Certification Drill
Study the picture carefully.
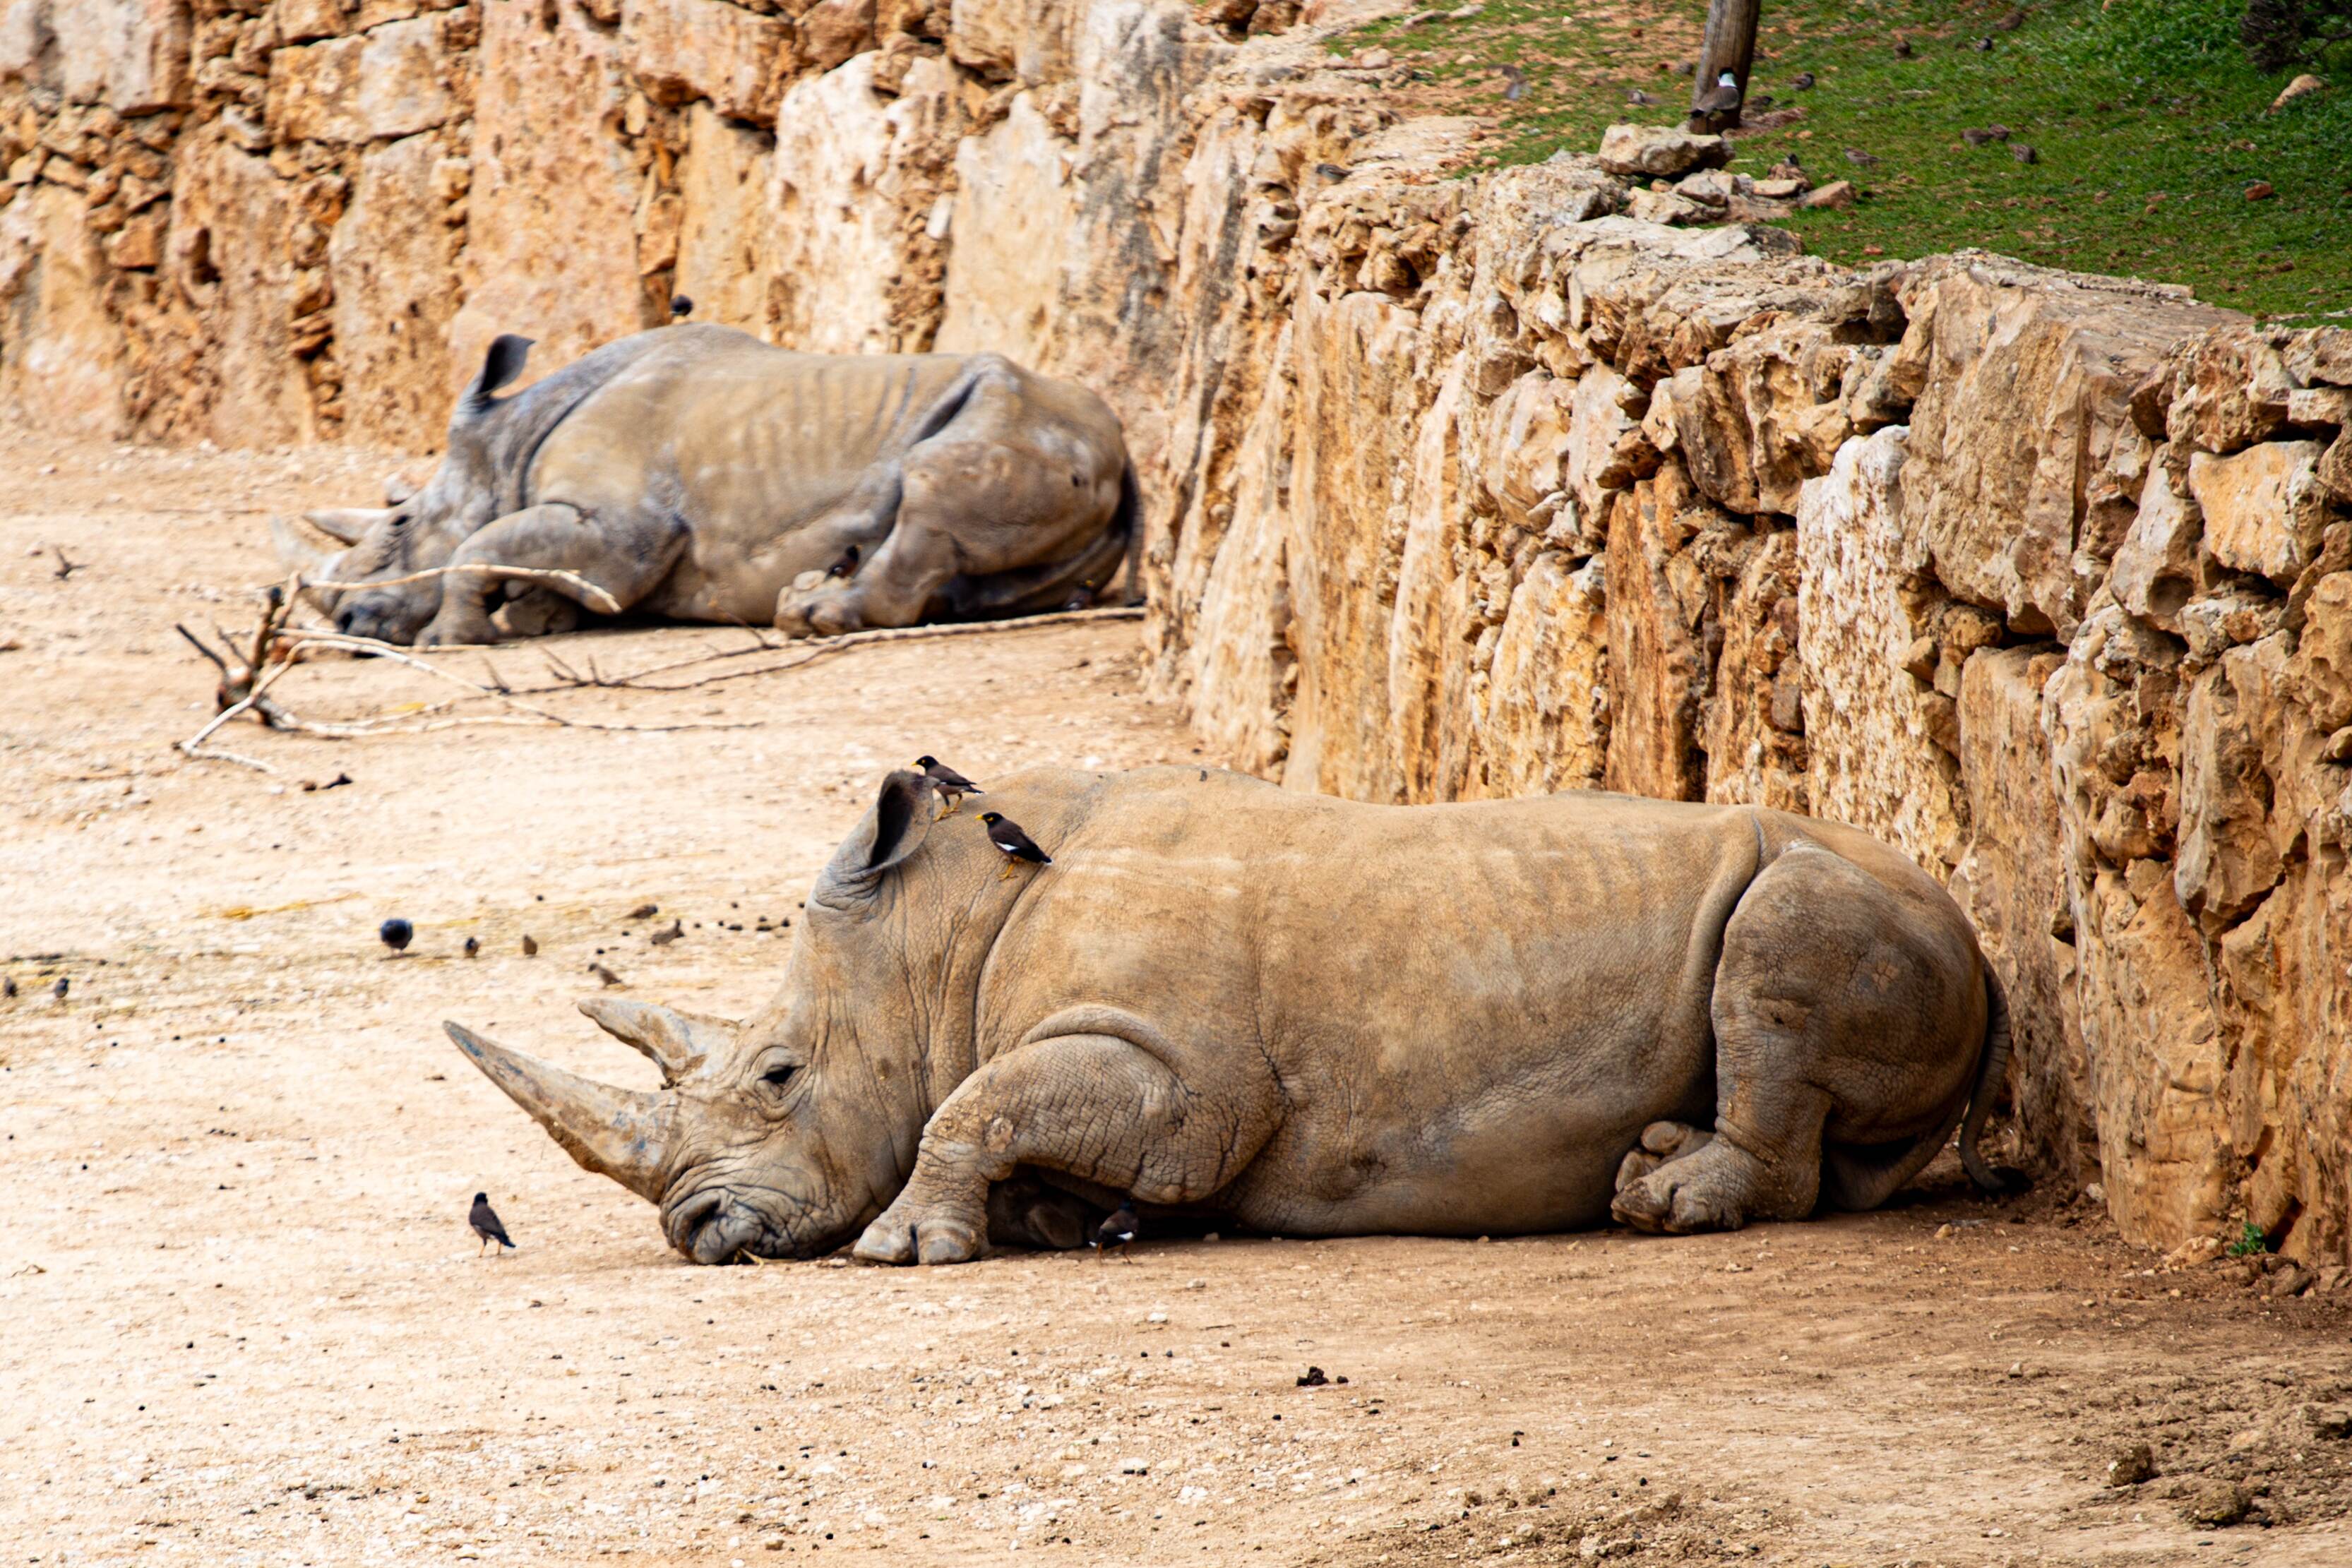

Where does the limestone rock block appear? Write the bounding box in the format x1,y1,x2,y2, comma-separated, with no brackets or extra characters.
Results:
167,128,316,445
2072,868,2231,1246
2282,326,2352,389
1957,645,2094,1182
452,0,647,395
671,103,773,334
936,92,1074,366
2293,571,2352,734
2323,431,2352,504
0,183,127,434
1625,187,1714,227
329,132,456,450
2107,455,2202,630
2167,327,2297,455
1796,426,1965,871
1595,123,1727,180
2175,635,2293,926
948,0,1082,85
265,18,455,145
1702,526,1807,813
1604,464,1711,801
1899,261,2235,637
1479,370,1575,535
2189,440,2331,583
2,0,191,112
1475,551,1609,796
768,52,959,354
801,0,878,71
623,0,791,125
1563,363,1637,535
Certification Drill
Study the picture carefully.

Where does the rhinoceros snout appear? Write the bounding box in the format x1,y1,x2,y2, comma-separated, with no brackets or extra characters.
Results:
667,1187,768,1264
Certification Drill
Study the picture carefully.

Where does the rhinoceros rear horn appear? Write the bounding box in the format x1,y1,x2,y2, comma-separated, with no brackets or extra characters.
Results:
459,333,535,419
445,1020,671,1202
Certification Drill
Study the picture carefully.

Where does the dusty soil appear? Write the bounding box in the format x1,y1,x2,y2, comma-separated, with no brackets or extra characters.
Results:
4,424,2351,1568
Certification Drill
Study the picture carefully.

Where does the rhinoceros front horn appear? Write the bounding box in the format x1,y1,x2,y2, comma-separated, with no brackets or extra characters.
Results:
445,1021,673,1203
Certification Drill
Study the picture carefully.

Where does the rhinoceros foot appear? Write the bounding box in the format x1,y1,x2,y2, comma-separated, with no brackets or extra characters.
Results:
853,1200,986,1266
1611,1119,1717,1193
1610,1133,1763,1235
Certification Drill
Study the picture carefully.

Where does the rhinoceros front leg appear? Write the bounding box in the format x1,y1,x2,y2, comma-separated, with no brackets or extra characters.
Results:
853,1032,1279,1266
417,503,687,647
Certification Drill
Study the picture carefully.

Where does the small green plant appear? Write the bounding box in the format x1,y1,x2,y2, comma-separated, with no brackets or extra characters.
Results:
2225,1220,2272,1257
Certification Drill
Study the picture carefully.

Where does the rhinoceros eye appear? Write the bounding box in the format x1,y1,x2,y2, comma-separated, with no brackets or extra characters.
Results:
761,1063,797,1089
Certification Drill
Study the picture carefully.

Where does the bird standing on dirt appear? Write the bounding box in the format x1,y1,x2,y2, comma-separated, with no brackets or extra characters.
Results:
463,936,480,959
520,933,539,957
669,295,694,319
917,755,983,817
470,1192,515,1257
379,918,413,956
978,812,1051,881
50,976,67,1000
588,962,626,988
1093,1201,1138,1262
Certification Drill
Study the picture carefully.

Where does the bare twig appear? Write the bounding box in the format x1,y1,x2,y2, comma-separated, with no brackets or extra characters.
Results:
270,628,755,732
508,605,1146,695
180,746,277,773
49,546,83,580
302,563,623,616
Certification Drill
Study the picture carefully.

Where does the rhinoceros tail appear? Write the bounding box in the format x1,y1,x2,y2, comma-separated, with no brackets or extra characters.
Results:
1957,966,2025,1195
1114,459,1143,607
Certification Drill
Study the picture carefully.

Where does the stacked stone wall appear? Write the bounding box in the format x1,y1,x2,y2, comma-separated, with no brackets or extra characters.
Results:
7,0,2351,1263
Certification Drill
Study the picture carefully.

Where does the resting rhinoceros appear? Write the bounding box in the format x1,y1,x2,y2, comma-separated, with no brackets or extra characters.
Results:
448,766,2012,1264
277,325,1135,647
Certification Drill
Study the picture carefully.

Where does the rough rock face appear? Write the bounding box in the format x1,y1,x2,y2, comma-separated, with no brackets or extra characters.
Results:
5,0,2351,1266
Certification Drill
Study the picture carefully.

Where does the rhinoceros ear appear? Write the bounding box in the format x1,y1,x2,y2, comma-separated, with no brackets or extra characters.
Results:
822,770,936,887
458,333,535,419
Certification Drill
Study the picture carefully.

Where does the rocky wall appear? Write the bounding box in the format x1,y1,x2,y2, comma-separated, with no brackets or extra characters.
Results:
1145,95,2352,1268
6,0,2352,1265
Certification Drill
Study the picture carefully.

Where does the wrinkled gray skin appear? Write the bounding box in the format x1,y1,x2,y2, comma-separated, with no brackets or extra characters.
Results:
449,767,2012,1266
277,325,1136,647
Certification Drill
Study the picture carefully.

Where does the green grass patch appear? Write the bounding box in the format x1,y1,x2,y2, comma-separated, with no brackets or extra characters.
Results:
1342,0,2352,322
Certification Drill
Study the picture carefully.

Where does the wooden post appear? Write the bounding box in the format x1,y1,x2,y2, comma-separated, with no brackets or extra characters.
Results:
1690,0,1763,133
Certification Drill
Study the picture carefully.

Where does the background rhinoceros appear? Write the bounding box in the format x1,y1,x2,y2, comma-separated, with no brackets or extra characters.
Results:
278,325,1135,647
448,765,2012,1264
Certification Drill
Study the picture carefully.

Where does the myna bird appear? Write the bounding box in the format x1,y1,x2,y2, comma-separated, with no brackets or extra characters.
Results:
917,755,982,817
470,1192,515,1257
588,962,626,988
520,933,539,957
669,294,694,319
379,917,413,955
2,976,16,1000
463,935,480,959
50,976,68,1000
1691,69,1741,130
1092,1201,1138,1262
978,811,1051,881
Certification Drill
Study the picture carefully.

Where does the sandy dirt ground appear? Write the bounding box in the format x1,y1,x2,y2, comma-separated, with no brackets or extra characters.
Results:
4,424,2351,1568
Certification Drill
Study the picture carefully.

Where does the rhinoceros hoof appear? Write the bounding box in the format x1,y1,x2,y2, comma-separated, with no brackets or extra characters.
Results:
852,1207,984,1266
1610,1157,1751,1235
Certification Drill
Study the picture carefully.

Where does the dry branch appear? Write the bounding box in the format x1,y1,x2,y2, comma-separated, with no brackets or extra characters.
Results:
302,563,624,616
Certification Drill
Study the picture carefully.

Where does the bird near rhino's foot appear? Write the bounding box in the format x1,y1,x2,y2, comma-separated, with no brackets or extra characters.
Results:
447,765,2012,1267
274,325,1137,648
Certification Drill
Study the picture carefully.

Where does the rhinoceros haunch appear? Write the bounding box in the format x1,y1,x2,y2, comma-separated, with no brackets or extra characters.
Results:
448,766,2012,1265
277,325,1135,647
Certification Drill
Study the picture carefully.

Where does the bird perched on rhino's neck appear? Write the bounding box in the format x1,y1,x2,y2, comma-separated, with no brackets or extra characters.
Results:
917,755,981,816
977,811,1050,880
